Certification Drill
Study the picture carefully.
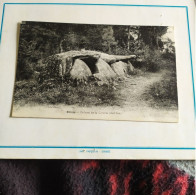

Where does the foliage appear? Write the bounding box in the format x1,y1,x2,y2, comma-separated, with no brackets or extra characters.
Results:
147,76,178,108
14,79,119,107
162,52,176,62
144,60,178,108
16,22,171,81
39,55,62,82
14,22,178,109
162,38,176,61
102,26,117,54
140,26,168,49
140,46,163,72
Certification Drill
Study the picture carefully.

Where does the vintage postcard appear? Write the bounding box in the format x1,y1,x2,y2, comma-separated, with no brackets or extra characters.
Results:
11,22,178,122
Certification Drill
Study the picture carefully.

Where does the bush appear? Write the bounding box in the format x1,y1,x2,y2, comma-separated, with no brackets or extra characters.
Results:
145,72,178,108
135,45,163,72
162,51,176,62
13,77,119,107
39,55,62,83
113,46,132,55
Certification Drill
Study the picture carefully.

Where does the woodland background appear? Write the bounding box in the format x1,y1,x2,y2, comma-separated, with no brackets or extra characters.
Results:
14,22,177,110
16,22,175,80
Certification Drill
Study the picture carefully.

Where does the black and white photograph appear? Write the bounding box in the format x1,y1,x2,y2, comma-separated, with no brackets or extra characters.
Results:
11,21,178,122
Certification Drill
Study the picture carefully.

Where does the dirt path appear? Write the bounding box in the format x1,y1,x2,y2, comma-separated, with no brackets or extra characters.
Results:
114,71,164,111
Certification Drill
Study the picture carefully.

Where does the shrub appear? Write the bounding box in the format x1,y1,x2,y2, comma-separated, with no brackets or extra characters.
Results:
135,45,163,72
39,55,62,83
162,51,176,62
113,45,132,55
145,72,178,108
13,77,119,107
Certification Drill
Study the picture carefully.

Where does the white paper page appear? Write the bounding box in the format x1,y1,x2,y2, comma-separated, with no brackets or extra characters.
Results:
0,0,195,159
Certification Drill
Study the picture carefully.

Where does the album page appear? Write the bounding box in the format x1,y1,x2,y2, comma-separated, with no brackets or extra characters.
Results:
0,0,195,159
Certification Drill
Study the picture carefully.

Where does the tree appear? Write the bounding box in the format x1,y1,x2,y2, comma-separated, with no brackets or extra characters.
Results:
101,26,117,54
162,38,175,53
140,26,168,49
16,22,171,81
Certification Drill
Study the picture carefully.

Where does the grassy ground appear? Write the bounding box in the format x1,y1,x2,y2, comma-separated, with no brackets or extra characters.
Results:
145,71,178,109
13,59,178,111
143,59,178,109
13,79,120,107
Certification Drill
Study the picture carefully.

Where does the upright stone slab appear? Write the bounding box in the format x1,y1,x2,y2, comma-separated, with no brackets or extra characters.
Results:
94,58,116,82
70,59,92,81
111,61,128,77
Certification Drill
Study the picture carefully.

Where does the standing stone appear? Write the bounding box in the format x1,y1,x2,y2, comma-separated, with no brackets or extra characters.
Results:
70,59,92,81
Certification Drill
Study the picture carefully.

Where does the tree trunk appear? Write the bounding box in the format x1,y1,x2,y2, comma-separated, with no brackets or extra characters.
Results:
156,37,159,50
59,39,64,53
108,42,111,54
127,26,131,50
